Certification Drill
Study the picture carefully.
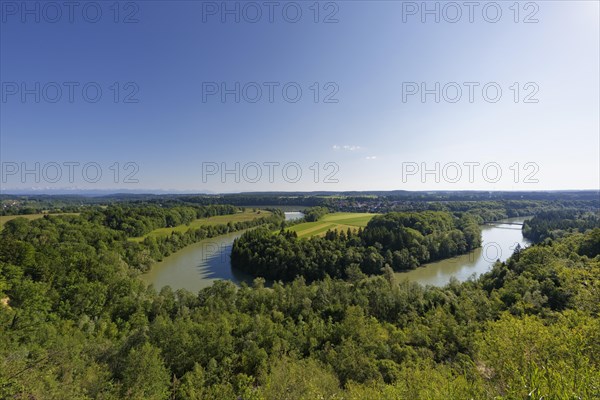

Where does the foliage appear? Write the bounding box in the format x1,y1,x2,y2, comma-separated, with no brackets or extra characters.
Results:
303,206,329,222
232,211,482,281
0,202,598,399
522,209,600,242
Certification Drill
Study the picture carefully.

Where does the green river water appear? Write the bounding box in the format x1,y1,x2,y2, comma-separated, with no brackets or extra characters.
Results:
142,215,531,291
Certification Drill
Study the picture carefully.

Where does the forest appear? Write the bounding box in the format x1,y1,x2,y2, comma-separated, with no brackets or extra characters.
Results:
522,209,600,242
231,211,481,281
3,191,598,216
0,196,598,399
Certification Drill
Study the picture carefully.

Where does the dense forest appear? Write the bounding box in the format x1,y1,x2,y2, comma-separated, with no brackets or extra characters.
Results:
0,197,598,399
91,204,239,237
231,211,481,281
302,206,329,222
522,209,600,242
1,205,284,273
89,204,284,272
3,191,598,216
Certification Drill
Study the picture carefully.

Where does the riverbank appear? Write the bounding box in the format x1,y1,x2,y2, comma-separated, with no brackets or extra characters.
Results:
140,230,255,292
142,216,532,291
141,212,304,291
395,217,531,286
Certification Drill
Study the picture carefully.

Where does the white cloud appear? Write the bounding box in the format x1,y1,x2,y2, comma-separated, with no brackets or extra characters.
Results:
333,144,361,151
365,156,377,160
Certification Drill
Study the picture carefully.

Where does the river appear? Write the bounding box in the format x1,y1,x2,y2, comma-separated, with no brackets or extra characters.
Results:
395,217,531,286
140,211,305,292
141,215,530,291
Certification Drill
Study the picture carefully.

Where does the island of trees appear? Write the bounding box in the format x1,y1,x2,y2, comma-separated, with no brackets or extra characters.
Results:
232,211,481,281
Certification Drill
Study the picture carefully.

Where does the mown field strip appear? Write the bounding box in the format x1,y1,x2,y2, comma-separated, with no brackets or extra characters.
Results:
288,212,378,238
130,210,271,242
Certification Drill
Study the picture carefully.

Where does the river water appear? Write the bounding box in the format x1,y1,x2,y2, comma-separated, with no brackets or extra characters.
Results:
395,217,531,286
141,215,530,291
140,230,256,292
140,212,305,292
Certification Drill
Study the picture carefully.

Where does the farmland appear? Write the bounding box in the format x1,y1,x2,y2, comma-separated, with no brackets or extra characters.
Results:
287,212,377,238
0,213,79,229
129,209,271,242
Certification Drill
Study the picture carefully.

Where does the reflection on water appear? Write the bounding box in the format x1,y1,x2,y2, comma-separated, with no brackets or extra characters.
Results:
143,213,526,292
395,217,531,287
142,212,304,292
285,211,305,221
140,230,255,292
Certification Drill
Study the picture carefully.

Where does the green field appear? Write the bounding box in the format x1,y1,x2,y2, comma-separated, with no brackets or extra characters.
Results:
130,210,271,242
0,213,79,229
287,212,377,238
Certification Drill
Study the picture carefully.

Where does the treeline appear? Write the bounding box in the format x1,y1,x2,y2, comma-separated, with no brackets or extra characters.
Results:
303,206,329,222
132,210,285,271
231,211,481,281
88,204,239,237
0,196,85,215
0,208,285,274
522,210,600,242
0,207,598,399
404,199,599,222
4,193,598,223
324,196,599,221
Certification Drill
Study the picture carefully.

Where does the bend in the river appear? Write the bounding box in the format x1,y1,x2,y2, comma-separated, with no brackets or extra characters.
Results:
142,215,531,291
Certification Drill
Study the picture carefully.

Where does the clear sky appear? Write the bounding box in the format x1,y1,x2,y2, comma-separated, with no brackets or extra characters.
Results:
1,0,598,193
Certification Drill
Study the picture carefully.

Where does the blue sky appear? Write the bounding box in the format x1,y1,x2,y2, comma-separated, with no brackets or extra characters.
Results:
1,1,598,192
